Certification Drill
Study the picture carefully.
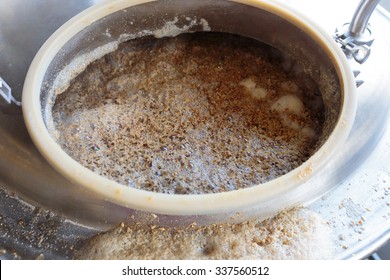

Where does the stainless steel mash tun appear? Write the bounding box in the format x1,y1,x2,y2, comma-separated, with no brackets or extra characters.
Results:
334,0,380,64
0,0,385,227
0,0,382,105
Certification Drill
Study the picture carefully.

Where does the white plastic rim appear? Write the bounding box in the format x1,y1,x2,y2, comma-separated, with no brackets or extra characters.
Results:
22,0,357,216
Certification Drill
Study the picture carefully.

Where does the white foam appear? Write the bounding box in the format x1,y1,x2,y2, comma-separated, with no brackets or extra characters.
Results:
45,42,119,138
240,78,268,100
239,78,256,89
76,208,337,260
119,16,211,42
301,126,316,138
251,87,267,99
272,94,316,139
46,16,212,137
271,94,304,114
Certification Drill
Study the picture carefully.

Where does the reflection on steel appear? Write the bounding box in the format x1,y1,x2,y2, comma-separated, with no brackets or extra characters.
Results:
0,0,389,259
0,76,21,106
334,0,380,64
350,0,381,36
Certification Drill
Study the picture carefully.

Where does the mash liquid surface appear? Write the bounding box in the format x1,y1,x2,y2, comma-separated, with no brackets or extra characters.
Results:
51,32,324,194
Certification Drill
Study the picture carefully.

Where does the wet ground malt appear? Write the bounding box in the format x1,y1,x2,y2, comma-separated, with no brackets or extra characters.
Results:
51,32,324,194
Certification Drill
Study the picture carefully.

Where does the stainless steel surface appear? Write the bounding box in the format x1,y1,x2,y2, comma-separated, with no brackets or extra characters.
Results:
0,76,20,105
349,0,381,35
0,0,118,230
0,187,99,260
376,98,390,261
1,0,390,259
333,0,380,63
27,0,348,225
334,23,374,64
377,240,390,259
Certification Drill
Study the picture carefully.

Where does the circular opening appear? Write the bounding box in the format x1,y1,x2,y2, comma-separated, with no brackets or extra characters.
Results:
22,0,356,216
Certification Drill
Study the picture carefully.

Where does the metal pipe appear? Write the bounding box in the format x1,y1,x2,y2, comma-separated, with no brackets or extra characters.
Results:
349,0,381,36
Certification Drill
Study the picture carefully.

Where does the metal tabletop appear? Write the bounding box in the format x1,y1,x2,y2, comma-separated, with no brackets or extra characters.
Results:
1,0,390,259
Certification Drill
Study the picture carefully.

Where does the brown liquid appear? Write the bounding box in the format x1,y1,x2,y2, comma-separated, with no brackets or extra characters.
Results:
51,32,324,194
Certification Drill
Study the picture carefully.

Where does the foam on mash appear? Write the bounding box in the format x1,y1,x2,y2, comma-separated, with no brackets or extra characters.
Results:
76,207,336,260
45,16,211,138
240,78,268,99
272,95,316,139
240,78,316,139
